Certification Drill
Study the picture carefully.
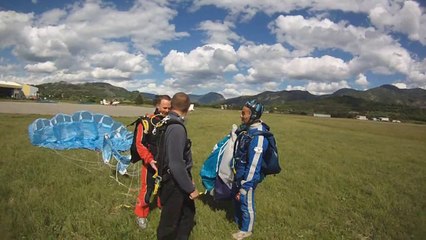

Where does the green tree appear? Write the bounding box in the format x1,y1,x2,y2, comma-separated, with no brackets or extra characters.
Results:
135,94,144,105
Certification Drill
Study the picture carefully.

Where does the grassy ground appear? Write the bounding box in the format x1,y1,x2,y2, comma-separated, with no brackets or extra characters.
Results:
0,109,425,239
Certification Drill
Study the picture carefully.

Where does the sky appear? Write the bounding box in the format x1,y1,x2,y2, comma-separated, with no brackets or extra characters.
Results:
0,0,425,98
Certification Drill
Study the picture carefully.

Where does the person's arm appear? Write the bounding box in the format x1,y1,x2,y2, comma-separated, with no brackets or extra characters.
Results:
166,125,195,194
240,134,268,190
135,122,154,165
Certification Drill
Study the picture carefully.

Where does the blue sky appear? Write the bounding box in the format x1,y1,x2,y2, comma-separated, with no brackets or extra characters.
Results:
0,0,425,98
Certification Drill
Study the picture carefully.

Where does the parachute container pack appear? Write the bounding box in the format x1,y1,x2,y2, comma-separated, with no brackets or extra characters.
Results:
28,111,133,174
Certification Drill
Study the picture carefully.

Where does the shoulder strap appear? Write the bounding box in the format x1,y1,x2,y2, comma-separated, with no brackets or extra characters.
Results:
127,116,142,127
126,113,154,128
251,130,273,138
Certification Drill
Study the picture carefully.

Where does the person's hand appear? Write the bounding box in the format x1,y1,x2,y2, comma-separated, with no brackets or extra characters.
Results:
189,189,199,200
149,160,158,172
235,188,246,201
235,192,241,201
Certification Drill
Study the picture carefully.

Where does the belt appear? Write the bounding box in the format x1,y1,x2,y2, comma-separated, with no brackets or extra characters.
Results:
161,169,172,182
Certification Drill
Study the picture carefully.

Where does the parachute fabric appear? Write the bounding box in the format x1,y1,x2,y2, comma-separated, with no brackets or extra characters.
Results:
200,124,237,199
28,111,133,173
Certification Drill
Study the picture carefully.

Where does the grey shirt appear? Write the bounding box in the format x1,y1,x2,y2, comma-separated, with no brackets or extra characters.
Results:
165,111,194,194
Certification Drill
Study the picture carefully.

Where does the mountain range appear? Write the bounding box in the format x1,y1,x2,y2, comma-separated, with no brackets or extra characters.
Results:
225,84,426,108
36,81,226,105
36,82,426,122
223,84,426,121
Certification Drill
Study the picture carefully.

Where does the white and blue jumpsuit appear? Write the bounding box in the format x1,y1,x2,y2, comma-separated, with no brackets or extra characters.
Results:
233,122,269,232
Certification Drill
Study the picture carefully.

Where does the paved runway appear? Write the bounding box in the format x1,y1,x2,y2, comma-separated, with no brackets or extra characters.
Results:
0,101,154,117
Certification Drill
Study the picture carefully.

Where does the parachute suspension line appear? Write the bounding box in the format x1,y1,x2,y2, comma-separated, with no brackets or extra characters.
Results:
50,149,95,173
109,160,140,195
124,161,140,194
50,148,102,164
49,148,108,172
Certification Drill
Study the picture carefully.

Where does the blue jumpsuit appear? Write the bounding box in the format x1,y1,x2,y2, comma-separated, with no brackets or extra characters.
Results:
233,122,269,232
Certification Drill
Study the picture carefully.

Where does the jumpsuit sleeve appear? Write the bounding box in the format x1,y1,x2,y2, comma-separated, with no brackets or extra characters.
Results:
135,122,154,165
240,134,269,191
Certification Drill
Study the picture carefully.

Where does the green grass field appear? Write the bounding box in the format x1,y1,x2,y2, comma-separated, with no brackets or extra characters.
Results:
0,109,425,239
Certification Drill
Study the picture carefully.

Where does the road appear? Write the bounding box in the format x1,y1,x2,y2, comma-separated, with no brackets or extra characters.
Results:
0,101,154,117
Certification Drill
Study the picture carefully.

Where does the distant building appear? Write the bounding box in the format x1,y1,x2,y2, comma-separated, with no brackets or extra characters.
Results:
356,115,368,120
22,84,38,99
0,81,39,99
313,113,331,118
189,103,195,111
379,117,390,122
0,81,23,98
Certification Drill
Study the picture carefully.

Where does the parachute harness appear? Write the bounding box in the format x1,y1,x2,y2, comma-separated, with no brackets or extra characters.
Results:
150,171,162,203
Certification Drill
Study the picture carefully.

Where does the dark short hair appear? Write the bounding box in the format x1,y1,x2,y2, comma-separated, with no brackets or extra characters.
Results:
171,92,190,112
154,95,171,106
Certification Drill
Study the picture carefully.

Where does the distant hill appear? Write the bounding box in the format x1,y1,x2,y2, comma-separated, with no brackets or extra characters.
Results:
225,90,316,106
190,92,225,105
36,82,224,105
37,81,144,102
34,81,426,121
224,85,426,122
225,85,426,108
330,84,426,108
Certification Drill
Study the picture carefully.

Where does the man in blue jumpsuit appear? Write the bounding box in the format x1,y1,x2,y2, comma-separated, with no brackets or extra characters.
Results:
232,100,268,240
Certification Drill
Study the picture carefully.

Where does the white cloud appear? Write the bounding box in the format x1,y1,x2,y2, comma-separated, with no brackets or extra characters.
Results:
0,64,18,73
369,1,426,45
37,9,67,25
25,61,57,73
285,85,306,91
66,0,188,55
197,20,244,45
46,70,90,83
220,83,259,99
0,0,187,86
0,11,33,49
121,77,194,97
236,43,351,84
90,51,150,74
16,25,72,62
104,78,177,97
162,44,238,89
91,68,131,80
191,2,425,90
235,44,292,83
221,87,241,99
0,70,90,85
393,82,407,89
355,73,369,88
406,59,426,87
306,80,350,95
237,44,292,61
283,56,350,81
270,14,414,77
191,0,389,21
1,0,425,96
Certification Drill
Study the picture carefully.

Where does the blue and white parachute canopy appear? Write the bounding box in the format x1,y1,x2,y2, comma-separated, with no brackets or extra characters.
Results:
200,124,237,200
28,111,132,174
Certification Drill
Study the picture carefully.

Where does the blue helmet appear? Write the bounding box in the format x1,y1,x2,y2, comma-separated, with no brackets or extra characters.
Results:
244,99,264,122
